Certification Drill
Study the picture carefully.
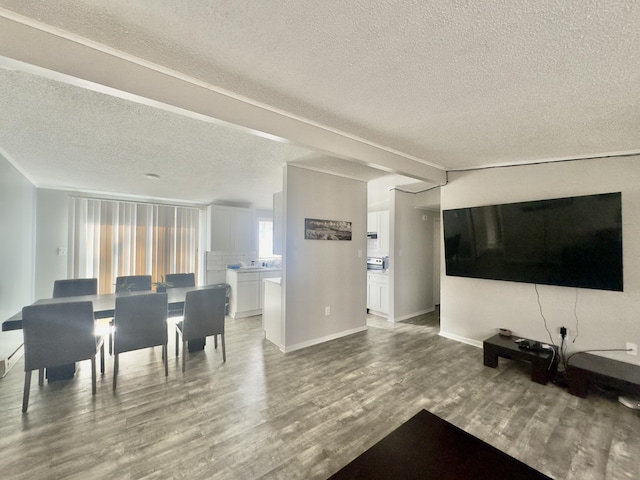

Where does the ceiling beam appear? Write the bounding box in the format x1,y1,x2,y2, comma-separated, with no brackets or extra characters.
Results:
0,12,446,185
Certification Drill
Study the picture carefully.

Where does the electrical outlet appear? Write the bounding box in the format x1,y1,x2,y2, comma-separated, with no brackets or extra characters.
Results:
626,342,637,356
558,327,570,339
325,306,331,316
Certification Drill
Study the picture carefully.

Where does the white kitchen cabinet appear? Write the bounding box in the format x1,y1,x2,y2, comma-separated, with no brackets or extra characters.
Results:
367,212,379,235
237,276,260,312
227,268,281,319
367,210,389,255
233,209,254,252
378,210,390,253
260,270,281,307
367,272,389,316
227,270,259,318
263,278,283,350
209,205,256,252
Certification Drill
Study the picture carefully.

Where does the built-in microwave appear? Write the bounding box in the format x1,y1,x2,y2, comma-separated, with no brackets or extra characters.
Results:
367,256,388,270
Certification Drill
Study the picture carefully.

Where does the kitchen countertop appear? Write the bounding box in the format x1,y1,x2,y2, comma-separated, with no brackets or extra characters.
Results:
227,266,282,273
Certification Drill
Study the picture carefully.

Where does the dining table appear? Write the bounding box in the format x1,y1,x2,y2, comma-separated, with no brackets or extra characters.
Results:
2,285,220,381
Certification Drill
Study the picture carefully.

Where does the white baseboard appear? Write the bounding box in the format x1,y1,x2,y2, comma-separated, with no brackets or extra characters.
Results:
438,331,483,349
391,307,435,323
231,309,261,319
283,326,368,353
0,330,24,378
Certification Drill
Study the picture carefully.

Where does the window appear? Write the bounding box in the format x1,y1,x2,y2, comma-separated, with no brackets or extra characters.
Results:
69,197,201,293
258,219,279,259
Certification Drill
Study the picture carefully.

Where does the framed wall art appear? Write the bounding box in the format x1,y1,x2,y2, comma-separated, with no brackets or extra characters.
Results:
304,218,352,241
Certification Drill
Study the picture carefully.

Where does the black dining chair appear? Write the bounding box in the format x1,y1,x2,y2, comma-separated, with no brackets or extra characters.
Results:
114,275,152,293
110,275,152,354
50,278,99,380
175,286,227,373
52,278,98,298
164,273,196,319
112,292,168,390
164,273,196,289
21,301,105,412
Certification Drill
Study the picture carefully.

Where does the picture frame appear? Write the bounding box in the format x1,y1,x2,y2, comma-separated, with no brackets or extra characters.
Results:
304,218,352,241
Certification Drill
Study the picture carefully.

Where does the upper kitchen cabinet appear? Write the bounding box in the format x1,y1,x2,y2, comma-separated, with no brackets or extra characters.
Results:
367,210,389,255
209,205,256,252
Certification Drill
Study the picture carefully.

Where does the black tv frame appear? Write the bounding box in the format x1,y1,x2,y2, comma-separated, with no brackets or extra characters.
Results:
443,192,623,291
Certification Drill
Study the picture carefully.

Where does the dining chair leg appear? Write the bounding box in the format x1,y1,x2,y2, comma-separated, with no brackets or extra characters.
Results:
91,357,97,395
113,354,119,390
22,371,32,413
163,345,168,377
175,330,179,357
221,333,226,362
38,368,44,386
182,341,187,373
100,342,105,374
214,335,218,349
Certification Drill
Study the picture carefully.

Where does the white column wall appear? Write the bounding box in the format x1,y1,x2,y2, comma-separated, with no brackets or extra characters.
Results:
389,189,435,321
283,166,367,351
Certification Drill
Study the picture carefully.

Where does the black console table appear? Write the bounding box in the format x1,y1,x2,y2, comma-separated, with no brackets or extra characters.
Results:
567,353,640,398
483,334,558,385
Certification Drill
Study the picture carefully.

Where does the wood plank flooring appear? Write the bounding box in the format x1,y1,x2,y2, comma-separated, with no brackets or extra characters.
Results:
0,311,638,479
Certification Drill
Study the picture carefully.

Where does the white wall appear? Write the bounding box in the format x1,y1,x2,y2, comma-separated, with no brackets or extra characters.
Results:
389,189,435,321
0,155,36,321
34,189,70,299
440,156,640,365
433,218,441,305
283,166,367,351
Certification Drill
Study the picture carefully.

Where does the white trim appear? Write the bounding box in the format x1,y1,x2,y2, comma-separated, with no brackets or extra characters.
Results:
0,331,24,378
283,326,368,353
438,331,483,349
231,309,262,319
390,307,435,323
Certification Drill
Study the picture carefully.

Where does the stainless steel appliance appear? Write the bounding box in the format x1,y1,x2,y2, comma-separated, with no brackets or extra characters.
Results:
367,256,388,271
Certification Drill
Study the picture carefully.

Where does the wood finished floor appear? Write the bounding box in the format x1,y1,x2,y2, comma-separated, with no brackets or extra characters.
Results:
0,311,638,480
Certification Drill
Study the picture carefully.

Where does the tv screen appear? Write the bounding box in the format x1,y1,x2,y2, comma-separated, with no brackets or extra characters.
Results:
443,192,623,291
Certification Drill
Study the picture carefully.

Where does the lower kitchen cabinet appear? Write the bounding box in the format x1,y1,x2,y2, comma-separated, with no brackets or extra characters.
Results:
227,269,281,319
367,272,389,316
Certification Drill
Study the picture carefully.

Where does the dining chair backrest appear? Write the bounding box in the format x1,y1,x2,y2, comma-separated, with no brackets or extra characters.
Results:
115,275,152,292
52,278,98,298
113,293,168,354
22,301,98,372
182,287,226,341
165,273,195,288
208,282,231,314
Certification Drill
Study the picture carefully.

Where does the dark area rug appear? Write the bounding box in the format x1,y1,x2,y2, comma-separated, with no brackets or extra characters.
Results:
329,409,552,480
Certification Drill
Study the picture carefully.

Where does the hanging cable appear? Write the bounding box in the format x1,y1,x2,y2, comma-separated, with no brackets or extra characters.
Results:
572,288,580,343
534,284,556,347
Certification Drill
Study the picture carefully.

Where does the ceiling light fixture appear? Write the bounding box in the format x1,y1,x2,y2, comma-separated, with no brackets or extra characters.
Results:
144,173,161,181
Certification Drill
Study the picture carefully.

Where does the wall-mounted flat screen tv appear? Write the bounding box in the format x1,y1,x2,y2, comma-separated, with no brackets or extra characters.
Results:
443,192,623,291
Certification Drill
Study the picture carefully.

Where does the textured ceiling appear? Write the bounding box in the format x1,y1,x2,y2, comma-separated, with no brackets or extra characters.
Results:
0,67,314,207
1,1,639,208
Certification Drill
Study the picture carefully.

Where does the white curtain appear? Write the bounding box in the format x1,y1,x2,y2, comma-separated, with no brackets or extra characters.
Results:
69,198,200,293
